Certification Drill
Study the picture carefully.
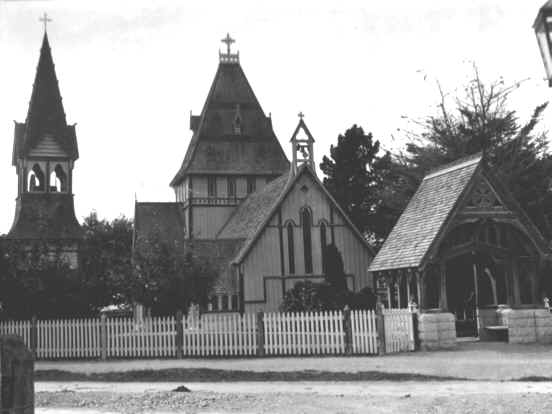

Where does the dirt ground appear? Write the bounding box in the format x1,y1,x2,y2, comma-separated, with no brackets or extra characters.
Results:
34,381,552,413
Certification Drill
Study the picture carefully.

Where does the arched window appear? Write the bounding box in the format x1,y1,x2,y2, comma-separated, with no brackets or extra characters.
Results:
54,164,67,192
320,222,327,273
302,208,313,274
28,164,45,192
287,223,295,274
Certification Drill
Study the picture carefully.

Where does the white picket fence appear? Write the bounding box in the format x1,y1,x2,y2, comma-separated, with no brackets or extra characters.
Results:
383,309,415,353
264,311,345,355
183,313,257,356
0,308,415,359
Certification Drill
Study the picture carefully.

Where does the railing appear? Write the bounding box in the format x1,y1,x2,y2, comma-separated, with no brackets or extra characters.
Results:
0,308,415,359
183,196,244,208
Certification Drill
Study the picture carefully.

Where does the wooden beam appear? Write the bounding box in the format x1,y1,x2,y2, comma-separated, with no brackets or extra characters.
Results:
439,261,448,311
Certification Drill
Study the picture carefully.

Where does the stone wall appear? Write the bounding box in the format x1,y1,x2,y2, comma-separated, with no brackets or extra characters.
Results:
497,308,552,344
417,312,456,350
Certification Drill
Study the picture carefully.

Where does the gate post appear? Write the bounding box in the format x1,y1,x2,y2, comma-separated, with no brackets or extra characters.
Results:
256,311,265,356
376,302,386,355
343,306,352,355
175,310,184,359
100,314,107,360
30,315,37,358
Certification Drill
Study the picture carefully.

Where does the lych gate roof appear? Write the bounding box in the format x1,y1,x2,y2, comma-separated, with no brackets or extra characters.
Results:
369,154,482,272
13,34,78,165
170,58,289,185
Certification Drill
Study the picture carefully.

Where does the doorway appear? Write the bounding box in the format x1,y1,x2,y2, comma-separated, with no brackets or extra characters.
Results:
446,255,478,337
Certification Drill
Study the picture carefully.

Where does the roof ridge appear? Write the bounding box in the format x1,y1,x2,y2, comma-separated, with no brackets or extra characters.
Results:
424,152,483,181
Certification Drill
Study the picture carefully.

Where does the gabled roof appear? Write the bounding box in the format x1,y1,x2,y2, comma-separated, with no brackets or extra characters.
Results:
170,60,288,185
13,33,78,165
134,202,185,249
368,153,551,273
220,165,374,265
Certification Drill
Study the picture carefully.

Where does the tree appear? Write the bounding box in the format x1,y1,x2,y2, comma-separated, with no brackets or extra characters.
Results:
323,244,347,291
132,232,217,315
397,69,552,238
80,212,134,310
320,125,395,246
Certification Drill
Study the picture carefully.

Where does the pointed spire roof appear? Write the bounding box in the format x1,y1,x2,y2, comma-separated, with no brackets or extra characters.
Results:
13,33,78,165
170,38,288,185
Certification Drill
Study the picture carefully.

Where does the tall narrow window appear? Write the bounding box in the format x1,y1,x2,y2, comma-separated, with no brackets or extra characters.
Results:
302,208,313,274
247,177,256,194
320,222,327,273
227,177,236,198
208,176,217,197
287,223,295,274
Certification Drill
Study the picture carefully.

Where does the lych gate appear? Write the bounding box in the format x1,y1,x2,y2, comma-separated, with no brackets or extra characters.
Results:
369,154,552,345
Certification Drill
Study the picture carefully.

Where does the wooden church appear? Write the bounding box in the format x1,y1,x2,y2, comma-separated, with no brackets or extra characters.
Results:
134,35,373,313
5,30,82,267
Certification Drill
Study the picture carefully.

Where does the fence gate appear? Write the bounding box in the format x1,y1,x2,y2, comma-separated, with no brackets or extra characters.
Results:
383,309,415,353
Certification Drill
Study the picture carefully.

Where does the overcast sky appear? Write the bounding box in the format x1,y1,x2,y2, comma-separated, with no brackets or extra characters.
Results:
0,0,550,234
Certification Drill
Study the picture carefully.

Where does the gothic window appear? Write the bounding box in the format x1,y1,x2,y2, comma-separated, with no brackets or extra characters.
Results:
208,176,217,197
28,164,45,192
50,164,67,193
247,177,256,194
233,116,242,135
302,208,313,274
287,223,295,274
320,222,327,273
227,177,236,198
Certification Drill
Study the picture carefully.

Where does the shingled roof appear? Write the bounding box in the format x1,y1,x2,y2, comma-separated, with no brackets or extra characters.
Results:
369,154,483,272
13,33,78,165
170,59,289,185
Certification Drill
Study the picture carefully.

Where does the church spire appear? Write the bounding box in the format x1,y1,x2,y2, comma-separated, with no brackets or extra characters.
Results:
290,112,316,176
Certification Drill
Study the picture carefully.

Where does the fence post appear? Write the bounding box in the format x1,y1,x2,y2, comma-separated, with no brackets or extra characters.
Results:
256,311,265,356
175,310,184,359
376,302,386,356
100,314,107,360
30,316,37,358
343,307,352,355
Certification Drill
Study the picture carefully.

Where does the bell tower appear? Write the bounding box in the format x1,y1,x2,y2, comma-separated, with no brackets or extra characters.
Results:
290,112,315,176
7,21,82,266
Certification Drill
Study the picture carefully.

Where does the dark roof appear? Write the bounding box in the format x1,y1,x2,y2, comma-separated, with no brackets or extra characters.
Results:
369,154,482,272
218,174,289,242
222,165,374,265
13,33,78,165
134,202,186,250
170,61,289,185
6,193,82,240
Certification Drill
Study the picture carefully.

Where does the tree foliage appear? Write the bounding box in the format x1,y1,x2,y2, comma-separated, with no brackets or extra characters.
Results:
320,125,395,246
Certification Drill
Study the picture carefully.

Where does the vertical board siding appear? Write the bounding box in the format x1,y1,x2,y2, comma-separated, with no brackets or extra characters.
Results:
383,309,415,353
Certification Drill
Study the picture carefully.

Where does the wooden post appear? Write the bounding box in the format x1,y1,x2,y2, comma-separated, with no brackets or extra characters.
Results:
439,261,448,311
30,316,37,358
100,314,107,360
343,307,352,355
376,301,386,355
256,311,265,356
175,310,184,359
416,271,423,311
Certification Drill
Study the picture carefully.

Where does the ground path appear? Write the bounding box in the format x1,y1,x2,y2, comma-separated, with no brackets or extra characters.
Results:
36,342,552,381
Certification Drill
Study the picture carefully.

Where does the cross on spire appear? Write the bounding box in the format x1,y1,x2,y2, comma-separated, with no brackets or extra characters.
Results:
221,33,235,55
298,111,305,119
39,12,52,33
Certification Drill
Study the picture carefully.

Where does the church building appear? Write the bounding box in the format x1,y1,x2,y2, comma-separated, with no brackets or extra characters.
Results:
134,35,374,313
5,29,82,267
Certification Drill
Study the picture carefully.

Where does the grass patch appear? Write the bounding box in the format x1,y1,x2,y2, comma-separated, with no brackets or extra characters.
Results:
35,368,462,382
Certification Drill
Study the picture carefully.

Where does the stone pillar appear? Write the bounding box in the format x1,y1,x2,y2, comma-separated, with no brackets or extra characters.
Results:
497,308,552,344
0,335,34,413
417,311,456,350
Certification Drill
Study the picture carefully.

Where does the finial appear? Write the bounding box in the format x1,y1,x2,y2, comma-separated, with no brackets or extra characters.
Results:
219,33,239,63
298,111,305,119
39,12,52,33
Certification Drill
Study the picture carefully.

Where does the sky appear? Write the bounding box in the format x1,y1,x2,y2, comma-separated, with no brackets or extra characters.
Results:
0,0,551,234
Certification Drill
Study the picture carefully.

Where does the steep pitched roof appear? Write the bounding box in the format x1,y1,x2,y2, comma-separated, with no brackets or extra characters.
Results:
369,155,482,272
134,202,186,249
170,60,289,185
369,153,552,273
220,165,374,265
13,34,78,165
